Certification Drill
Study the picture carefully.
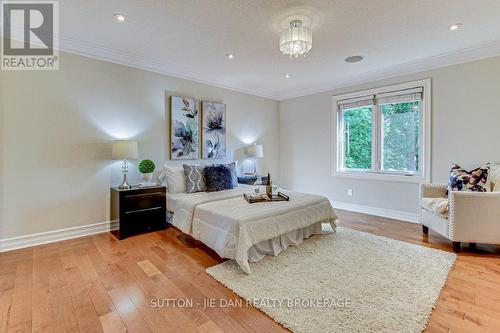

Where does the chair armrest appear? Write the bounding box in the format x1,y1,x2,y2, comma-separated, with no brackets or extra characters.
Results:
449,191,500,242
420,184,447,199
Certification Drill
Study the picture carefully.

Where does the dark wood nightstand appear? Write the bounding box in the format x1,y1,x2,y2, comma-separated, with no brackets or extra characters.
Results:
237,175,268,185
110,185,167,240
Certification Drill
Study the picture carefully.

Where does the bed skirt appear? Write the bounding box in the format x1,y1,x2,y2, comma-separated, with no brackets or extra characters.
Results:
170,211,335,264
247,221,335,262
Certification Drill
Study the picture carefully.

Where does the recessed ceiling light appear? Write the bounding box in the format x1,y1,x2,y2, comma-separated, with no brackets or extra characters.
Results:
449,23,463,31
226,53,235,60
345,55,364,63
113,13,126,22
284,74,291,79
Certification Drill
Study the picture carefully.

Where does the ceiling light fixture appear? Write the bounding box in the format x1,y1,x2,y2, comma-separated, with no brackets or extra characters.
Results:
345,55,364,63
226,53,235,60
113,13,126,22
280,20,312,58
284,74,291,79
449,23,463,31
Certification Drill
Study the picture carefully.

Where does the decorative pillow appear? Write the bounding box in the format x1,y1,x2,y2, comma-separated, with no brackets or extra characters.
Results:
163,165,186,193
204,165,234,192
212,162,238,187
420,197,449,218
183,164,207,193
488,163,500,192
447,163,489,193
225,162,238,188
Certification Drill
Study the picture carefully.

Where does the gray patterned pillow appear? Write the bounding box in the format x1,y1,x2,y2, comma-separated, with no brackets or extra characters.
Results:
183,164,206,193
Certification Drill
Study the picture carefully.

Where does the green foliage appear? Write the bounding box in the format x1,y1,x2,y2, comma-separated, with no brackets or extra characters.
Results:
343,102,419,172
343,106,372,169
381,102,419,172
138,159,155,174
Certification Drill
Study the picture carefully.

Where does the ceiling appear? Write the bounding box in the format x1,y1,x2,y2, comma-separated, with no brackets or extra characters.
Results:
53,1,500,99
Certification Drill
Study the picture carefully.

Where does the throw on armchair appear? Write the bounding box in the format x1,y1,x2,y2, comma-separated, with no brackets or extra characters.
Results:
419,184,500,252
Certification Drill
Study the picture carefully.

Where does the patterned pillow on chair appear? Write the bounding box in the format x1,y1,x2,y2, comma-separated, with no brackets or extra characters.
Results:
447,163,489,193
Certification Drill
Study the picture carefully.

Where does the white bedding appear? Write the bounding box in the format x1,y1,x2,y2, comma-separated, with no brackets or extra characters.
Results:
169,186,254,233
166,184,254,214
167,187,337,274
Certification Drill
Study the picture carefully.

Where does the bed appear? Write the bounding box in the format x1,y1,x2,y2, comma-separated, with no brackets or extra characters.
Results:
166,185,337,274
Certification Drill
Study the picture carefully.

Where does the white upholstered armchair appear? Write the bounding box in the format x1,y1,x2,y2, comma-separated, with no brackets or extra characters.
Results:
419,184,500,252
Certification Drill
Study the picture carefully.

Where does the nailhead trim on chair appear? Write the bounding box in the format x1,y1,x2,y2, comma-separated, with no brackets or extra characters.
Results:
448,193,455,240
419,186,423,225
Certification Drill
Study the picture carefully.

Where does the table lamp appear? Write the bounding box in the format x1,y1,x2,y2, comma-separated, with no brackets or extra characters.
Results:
112,140,139,189
245,144,264,176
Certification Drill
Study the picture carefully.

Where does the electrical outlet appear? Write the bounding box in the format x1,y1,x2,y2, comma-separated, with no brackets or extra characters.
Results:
347,189,353,196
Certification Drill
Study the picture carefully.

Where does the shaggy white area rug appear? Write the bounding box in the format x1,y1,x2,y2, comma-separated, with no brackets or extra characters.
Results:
206,227,456,333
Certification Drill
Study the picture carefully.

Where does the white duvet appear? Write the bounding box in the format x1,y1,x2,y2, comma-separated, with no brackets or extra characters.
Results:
171,188,337,274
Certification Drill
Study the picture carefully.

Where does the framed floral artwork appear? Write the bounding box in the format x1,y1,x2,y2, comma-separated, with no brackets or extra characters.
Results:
202,101,226,159
170,96,200,160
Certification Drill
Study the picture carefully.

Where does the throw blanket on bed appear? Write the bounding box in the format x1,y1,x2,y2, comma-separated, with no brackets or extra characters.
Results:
172,187,252,233
174,189,337,274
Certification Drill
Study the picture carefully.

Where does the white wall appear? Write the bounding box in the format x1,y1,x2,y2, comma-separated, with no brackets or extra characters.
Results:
280,55,500,215
0,51,279,239
3,50,500,241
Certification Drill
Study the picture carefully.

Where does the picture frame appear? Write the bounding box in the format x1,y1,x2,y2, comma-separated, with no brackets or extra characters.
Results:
201,101,226,159
170,96,200,160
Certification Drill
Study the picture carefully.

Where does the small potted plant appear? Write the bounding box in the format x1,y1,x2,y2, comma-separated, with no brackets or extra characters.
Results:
138,159,156,185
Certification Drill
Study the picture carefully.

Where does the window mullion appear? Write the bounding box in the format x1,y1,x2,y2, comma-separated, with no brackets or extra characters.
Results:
377,101,382,174
372,100,379,173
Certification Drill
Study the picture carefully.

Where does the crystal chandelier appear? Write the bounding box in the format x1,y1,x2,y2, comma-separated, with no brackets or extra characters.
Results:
279,20,312,58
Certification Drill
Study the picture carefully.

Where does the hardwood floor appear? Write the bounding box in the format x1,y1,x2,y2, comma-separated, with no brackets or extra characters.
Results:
1,210,500,333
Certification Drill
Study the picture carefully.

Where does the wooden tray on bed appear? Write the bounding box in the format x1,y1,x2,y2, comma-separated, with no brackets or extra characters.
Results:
243,192,290,204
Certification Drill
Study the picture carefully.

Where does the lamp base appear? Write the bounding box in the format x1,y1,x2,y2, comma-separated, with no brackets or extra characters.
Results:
119,174,131,190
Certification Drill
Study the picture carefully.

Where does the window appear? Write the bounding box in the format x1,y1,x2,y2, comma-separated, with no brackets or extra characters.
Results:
341,102,373,171
334,80,430,182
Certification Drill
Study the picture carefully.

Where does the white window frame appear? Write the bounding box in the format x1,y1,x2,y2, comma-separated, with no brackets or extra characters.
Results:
332,79,431,183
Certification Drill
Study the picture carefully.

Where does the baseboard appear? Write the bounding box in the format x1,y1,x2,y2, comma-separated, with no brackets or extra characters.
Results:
0,221,110,253
0,202,417,252
331,200,418,223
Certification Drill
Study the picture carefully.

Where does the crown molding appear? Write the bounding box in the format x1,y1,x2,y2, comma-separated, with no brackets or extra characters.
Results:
5,29,500,102
278,39,500,100
56,35,280,100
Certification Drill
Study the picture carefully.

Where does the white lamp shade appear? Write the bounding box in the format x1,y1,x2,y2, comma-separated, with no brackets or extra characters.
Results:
245,144,264,159
112,140,139,160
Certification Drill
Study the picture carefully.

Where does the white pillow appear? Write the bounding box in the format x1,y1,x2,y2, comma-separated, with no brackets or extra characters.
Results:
163,164,186,193
489,164,500,192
